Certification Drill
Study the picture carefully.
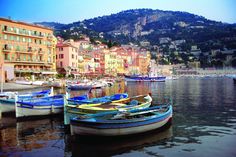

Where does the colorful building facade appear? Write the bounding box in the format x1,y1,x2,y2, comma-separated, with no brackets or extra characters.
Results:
0,17,57,82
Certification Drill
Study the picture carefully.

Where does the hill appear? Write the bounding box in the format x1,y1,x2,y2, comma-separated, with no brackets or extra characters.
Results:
36,9,236,51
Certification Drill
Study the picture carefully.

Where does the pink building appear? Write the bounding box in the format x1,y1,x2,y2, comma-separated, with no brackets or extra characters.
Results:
56,39,79,75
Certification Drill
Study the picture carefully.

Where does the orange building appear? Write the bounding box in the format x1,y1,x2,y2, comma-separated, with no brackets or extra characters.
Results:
0,18,57,82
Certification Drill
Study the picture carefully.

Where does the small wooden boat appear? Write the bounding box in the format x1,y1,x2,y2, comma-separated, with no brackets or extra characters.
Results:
0,89,51,113
64,93,129,125
15,94,64,118
69,94,152,114
70,104,172,136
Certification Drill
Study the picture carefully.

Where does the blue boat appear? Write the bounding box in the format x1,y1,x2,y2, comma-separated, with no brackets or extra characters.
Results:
64,93,129,125
67,84,93,90
0,89,52,113
70,104,172,136
124,75,166,82
15,94,64,118
67,93,129,105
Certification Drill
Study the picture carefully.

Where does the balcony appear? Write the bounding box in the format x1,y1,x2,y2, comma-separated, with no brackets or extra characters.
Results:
38,51,44,54
45,62,53,67
16,49,33,54
2,29,44,39
2,47,12,53
47,35,53,40
6,58,45,65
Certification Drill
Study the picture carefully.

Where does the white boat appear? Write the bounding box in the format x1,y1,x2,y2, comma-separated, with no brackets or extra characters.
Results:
15,94,64,118
32,81,46,86
0,89,52,114
15,80,32,85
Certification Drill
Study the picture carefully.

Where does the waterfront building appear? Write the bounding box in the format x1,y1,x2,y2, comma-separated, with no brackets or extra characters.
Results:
138,53,150,75
104,49,118,76
0,17,57,82
110,47,126,75
56,39,79,76
83,51,94,75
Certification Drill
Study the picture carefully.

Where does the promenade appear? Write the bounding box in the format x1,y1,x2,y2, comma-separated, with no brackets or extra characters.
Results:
1,83,42,92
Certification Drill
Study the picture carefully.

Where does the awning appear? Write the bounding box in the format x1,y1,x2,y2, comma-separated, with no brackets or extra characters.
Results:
41,71,57,74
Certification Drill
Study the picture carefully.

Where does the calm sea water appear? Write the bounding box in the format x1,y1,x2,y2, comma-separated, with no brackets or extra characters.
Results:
0,77,236,157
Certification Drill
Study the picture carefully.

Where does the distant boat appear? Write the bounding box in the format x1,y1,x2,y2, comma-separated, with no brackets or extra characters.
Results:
124,75,166,82
15,94,64,118
67,84,93,90
70,104,172,136
0,89,52,113
15,80,33,85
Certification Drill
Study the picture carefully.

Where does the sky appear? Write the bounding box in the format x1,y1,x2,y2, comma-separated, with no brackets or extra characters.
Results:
0,0,236,24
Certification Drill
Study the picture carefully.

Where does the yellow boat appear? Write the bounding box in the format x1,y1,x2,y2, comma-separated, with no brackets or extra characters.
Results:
74,94,152,114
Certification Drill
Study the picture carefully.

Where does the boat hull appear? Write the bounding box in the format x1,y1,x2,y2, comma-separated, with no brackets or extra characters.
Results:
16,105,63,118
125,75,166,82
0,99,15,113
67,85,92,90
70,105,172,136
71,115,172,136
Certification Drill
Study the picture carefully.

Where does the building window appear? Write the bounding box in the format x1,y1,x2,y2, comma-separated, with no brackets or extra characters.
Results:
16,45,20,51
72,54,74,59
4,25,7,31
60,61,63,67
22,29,26,34
4,34,7,40
59,54,64,59
16,36,20,41
4,54,9,60
22,37,26,42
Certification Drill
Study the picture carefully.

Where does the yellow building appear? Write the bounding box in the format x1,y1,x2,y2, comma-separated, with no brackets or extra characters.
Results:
104,50,118,76
0,18,57,82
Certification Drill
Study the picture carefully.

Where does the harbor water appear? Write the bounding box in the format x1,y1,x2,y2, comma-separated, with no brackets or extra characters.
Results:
0,77,236,157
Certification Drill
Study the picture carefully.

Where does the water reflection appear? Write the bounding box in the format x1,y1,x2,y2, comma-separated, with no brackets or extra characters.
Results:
0,117,64,157
0,78,236,157
66,123,173,157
